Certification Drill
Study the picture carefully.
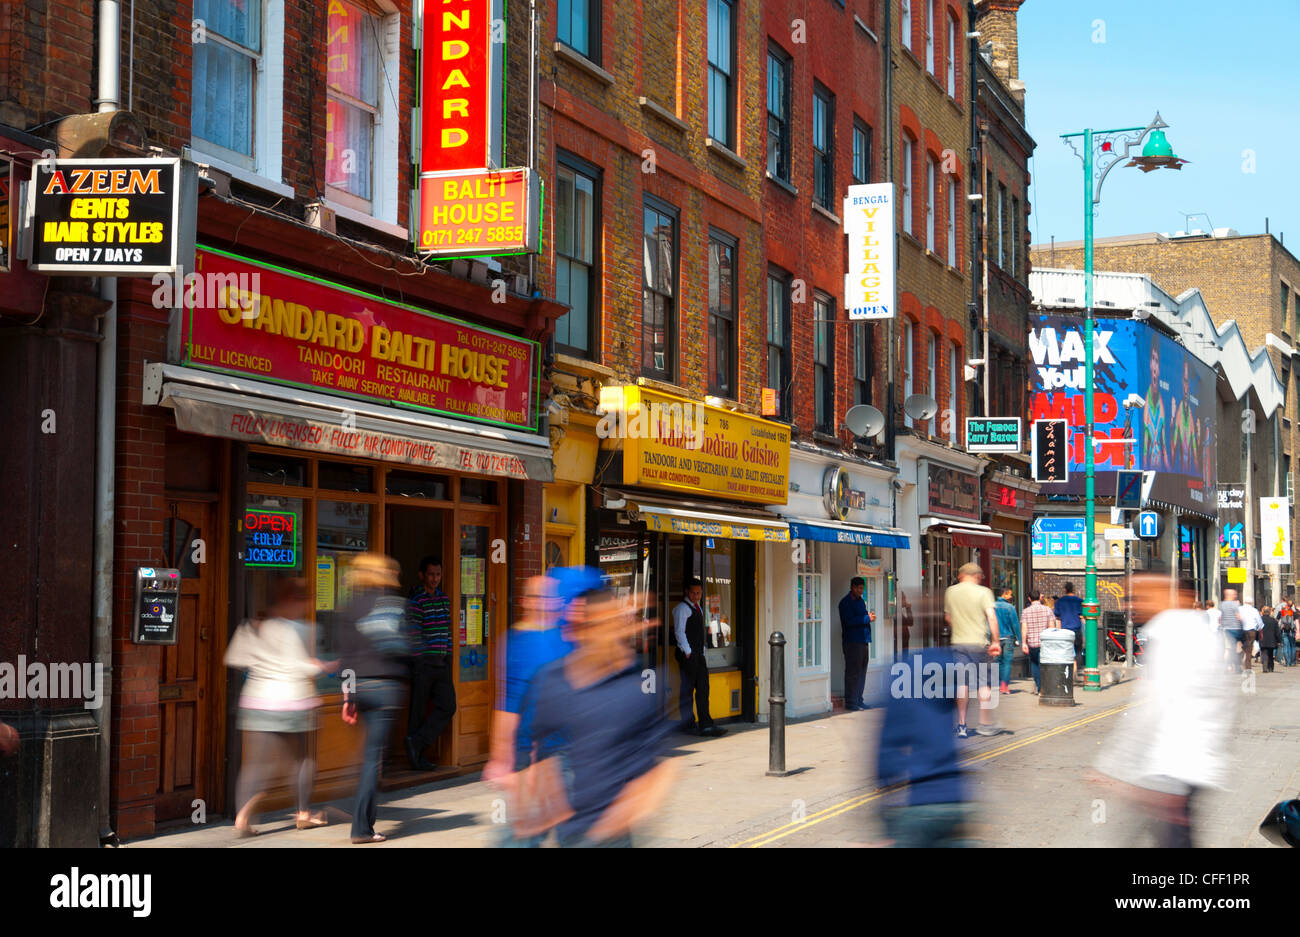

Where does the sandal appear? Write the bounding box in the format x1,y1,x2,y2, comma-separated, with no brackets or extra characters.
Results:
296,813,329,830
234,826,259,838
350,833,387,844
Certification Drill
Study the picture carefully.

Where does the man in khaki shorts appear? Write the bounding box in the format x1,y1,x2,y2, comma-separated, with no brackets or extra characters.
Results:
943,563,1002,738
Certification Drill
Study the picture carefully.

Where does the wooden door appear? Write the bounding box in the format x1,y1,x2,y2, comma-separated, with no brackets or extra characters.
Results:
454,511,498,763
156,499,216,821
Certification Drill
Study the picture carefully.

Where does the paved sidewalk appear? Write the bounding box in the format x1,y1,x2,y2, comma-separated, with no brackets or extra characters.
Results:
129,665,1141,849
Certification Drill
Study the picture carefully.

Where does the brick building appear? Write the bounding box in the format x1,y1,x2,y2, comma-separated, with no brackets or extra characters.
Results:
0,0,564,844
1031,230,1300,599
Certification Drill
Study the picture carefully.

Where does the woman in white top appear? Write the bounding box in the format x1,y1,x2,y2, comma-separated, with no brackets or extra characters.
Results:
225,577,334,836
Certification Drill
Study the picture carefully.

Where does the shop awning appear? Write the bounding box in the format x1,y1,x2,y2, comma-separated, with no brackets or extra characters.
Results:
786,519,911,550
143,363,554,482
628,499,791,542
920,517,1004,550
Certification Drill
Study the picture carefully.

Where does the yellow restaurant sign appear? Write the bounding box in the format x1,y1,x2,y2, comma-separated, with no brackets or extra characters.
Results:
599,385,791,505
640,512,789,542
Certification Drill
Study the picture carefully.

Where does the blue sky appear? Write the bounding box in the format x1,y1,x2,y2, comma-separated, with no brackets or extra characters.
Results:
1019,0,1300,248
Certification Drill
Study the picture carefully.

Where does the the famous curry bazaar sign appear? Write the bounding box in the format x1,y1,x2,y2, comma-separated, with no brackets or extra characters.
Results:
180,247,540,431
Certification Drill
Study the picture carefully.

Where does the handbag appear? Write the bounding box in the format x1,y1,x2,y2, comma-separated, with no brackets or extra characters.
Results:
509,755,574,838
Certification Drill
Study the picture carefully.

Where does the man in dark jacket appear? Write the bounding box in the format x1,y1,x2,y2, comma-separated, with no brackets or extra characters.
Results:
1259,606,1281,673
673,578,725,736
839,577,873,711
1054,582,1084,665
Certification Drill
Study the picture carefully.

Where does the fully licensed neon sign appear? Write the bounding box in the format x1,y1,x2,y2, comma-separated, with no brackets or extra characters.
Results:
244,508,299,567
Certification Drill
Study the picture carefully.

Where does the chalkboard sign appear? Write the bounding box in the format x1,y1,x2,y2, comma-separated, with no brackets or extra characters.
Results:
133,567,181,645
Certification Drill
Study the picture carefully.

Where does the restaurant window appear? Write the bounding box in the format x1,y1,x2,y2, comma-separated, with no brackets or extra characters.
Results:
814,293,835,433
707,0,735,147
458,524,490,682
192,0,262,165
385,470,450,500
698,539,738,672
992,535,1023,610
708,231,737,398
555,154,599,358
460,478,498,505
853,322,870,406
853,119,871,185
767,46,791,182
325,0,383,212
767,269,793,421
318,460,374,493
247,451,307,487
557,0,598,62
901,136,914,235
243,493,306,624
796,541,824,669
642,198,678,381
813,84,834,209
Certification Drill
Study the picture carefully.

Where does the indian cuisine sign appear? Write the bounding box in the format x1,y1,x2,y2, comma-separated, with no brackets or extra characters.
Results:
180,247,540,431
416,167,540,257
420,0,494,173
607,386,791,504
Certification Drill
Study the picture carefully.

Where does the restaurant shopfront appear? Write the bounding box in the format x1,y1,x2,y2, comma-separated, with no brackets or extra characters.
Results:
114,245,556,834
592,386,791,725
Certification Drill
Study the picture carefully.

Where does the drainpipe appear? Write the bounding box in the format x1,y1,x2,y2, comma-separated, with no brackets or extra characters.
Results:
92,0,121,845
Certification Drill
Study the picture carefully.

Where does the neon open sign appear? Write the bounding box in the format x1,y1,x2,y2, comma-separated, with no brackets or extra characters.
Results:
244,508,299,567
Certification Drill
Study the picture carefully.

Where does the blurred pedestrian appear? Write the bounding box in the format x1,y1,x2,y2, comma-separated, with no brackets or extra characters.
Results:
1239,598,1263,673
943,563,1001,738
673,578,726,736
994,587,1021,694
1280,601,1297,667
876,646,973,847
1095,574,1236,848
225,577,330,837
839,576,872,711
1258,606,1280,673
337,553,410,844
1219,589,1242,672
1054,582,1084,666
518,590,679,847
1020,590,1055,694
404,555,455,772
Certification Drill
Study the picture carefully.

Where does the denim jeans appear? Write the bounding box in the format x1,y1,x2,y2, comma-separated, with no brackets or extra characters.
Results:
351,678,404,839
1283,632,1297,667
1027,646,1041,692
884,802,975,848
999,638,1015,685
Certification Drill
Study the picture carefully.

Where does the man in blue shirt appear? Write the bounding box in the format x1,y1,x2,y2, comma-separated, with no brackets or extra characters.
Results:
993,588,1021,694
1054,582,1084,666
839,577,873,711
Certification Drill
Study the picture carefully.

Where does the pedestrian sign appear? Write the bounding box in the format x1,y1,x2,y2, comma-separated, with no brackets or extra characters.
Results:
1137,511,1160,539
1115,470,1142,509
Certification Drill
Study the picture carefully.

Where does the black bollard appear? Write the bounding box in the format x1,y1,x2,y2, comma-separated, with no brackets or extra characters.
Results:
767,632,788,777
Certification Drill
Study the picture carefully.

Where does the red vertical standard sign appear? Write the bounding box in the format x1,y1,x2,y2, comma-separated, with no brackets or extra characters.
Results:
421,0,492,173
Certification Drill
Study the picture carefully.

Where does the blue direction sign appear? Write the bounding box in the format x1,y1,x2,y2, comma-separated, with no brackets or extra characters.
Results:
1137,511,1161,539
1227,529,1244,551
1031,516,1087,557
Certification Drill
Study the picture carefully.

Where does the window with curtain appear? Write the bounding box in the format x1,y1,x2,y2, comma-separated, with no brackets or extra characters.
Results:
947,13,957,95
903,319,914,427
708,232,737,397
767,48,791,181
557,0,596,61
814,294,834,433
708,0,734,146
796,541,824,669
325,0,380,206
902,137,914,235
767,270,792,421
926,155,937,251
192,0,261,163
642,200,677,380
927,332,937,406
813,84,834,209
901,0,912,51
853,119,871,184
555,156,598,358
925,0,934,72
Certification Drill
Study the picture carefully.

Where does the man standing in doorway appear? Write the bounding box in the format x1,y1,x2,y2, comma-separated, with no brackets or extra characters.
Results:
1054,582,1084,667
673,578,726,737
839,577,872,711
943,563,1002,738
405,556,457,771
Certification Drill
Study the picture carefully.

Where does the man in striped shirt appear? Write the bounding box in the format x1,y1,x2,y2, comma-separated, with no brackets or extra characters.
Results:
1019,590,1057,695
405,555,456,771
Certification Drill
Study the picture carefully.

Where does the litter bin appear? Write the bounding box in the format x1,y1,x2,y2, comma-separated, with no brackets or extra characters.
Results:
1039,628,1076,707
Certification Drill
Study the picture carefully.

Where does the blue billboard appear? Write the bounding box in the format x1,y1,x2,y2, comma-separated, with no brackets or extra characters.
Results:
1028,315,1216,513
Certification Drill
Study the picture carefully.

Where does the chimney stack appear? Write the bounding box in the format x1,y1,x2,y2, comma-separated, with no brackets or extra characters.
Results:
975,0,1026,104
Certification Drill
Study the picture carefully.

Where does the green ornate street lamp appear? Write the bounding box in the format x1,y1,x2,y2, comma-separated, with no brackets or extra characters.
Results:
1060,113,1186,691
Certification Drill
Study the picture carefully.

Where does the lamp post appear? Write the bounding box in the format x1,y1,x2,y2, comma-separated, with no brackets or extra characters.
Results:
1061,114,1185,691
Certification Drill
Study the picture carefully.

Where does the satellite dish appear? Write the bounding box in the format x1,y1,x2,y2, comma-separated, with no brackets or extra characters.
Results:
904,394,939,422
845,404,885,439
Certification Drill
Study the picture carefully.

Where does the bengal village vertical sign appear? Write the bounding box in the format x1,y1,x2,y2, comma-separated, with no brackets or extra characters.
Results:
415,0,540,258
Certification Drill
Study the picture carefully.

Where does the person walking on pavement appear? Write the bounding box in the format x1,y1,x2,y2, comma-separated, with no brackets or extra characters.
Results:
1280,601,1297,667
943,563,1002,738
1053,582,1084,667
839,577,873,711
1219,589,1242,672
1019,590,1056,694
673,578,727,737
338,553,410,844
1238,598,1263,673
1258,606,1280,674
404,556,456,772
994,588,1021,695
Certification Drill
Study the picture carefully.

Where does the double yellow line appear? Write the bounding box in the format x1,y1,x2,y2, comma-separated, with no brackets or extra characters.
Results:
731,701,1134,848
